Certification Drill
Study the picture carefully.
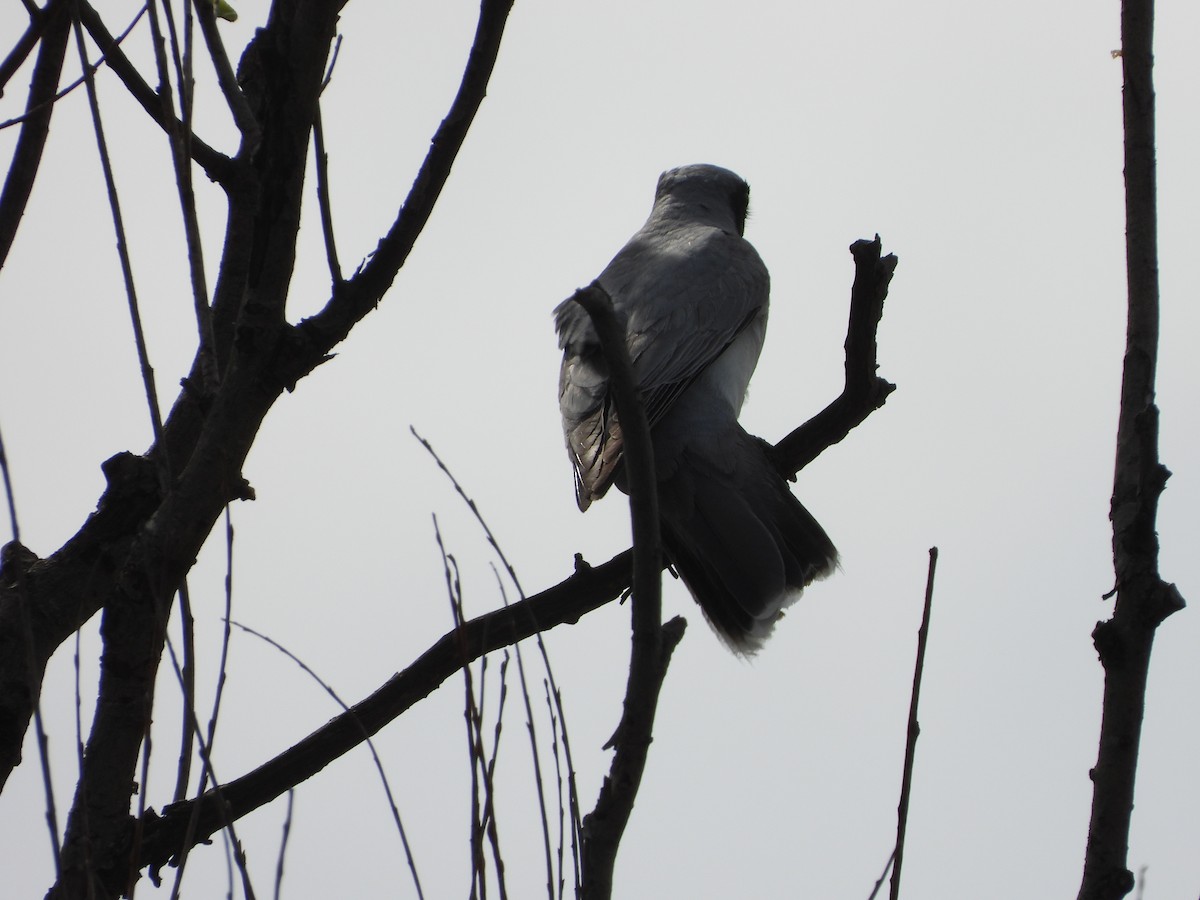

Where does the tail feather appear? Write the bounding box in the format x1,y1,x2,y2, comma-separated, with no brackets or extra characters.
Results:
657,436,837,654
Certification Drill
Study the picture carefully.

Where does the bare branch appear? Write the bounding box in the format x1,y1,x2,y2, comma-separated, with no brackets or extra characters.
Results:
195,0,260,154
1078,1,1186,898
0,427,62,877
312,103,343,285
0,5,54,97
230,619,426,899
295,0,515,355
76,2,233,183
0,8,151,135
0,0,499,798
412,429,558,897
889,548,939,900
0,0,70,272
136,548,635,879
142,0,220,389
773,236,897,477
568,282,676,900
48,14,181,892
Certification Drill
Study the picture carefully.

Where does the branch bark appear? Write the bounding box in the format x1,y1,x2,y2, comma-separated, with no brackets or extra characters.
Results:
1077,2,1186,898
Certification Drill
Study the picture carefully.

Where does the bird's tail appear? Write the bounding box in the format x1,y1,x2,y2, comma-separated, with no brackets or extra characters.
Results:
657,433,837,654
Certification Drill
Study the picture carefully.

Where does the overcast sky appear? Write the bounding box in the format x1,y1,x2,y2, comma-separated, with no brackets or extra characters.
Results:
2,1,1198,897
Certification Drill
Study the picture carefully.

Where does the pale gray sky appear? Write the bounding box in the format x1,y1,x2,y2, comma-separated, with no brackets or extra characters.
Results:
2,1,1198,897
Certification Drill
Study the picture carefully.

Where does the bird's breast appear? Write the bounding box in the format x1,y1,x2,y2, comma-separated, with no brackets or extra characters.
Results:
692,315,766,417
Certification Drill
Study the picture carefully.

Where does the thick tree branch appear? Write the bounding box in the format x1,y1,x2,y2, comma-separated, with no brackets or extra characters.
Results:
49,574,172,899
1077,2,1186,899
0,453,161,790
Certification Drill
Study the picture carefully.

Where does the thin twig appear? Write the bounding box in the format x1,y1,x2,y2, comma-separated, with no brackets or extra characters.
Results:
889,548,938,900
170,581,197,804
73,13,168,472
543,684,567,899
439,524,486,899
0,422,20,540
483,655,511,900
166,508,236,894
491,567,555,898
413,428,558,896
160,631,257,900
312,104,342,285
144,0,219,390
272,791,295,900
228,620,426,900
0,4,148,132
298,0,516,353
194,0,259,153
554,682,583,898
0,425,61,873
867,848,896,900
0,7,48,97
76,2,231,182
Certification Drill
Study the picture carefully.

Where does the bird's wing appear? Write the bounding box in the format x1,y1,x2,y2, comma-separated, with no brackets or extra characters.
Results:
615,228,767,416
555,225,768,509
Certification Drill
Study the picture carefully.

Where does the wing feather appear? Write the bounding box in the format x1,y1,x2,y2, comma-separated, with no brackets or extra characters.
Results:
555,221,768,508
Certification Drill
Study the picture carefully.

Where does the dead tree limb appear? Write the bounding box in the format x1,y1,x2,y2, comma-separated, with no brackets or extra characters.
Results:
1077,2,1186,898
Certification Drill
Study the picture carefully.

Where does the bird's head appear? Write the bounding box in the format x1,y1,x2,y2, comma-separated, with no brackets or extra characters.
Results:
654,164,751,236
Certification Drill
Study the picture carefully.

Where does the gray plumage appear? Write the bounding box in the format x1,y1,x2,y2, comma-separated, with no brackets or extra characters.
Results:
555,164,837,653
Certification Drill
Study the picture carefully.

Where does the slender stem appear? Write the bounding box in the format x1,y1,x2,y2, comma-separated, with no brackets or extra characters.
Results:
889,548,938,900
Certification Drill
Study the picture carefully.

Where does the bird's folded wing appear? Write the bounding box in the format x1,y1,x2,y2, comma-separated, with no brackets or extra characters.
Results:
556,227,767,508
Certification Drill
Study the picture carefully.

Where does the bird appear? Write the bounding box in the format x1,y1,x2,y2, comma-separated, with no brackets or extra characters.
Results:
554,164,838,654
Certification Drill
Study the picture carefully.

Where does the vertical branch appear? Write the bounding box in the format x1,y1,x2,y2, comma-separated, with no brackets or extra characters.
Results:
144,0,219,389
48,14,178,899
1077,2,1186,899
888,548,938,900
572,283,686,900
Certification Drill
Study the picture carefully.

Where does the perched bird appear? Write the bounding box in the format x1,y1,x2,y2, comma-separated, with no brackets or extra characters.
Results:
554,164,838,653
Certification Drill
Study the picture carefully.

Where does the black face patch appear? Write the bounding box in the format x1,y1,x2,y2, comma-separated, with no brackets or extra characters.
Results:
731,182,750,236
